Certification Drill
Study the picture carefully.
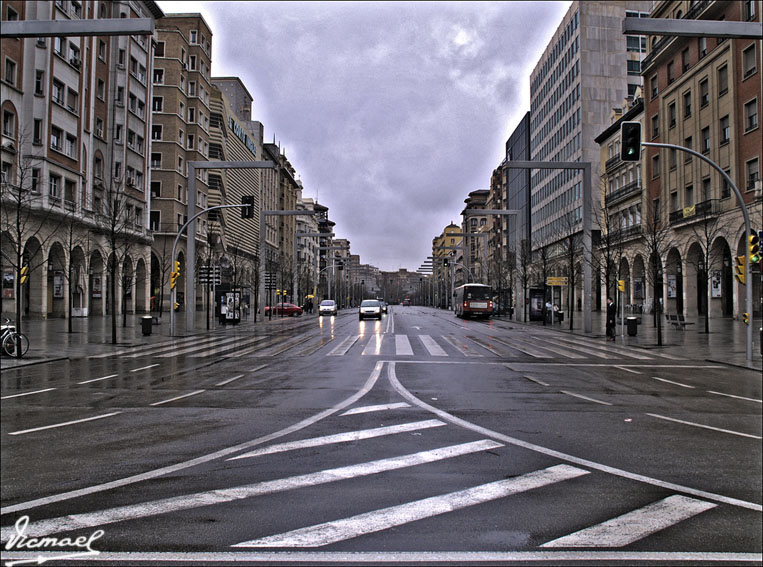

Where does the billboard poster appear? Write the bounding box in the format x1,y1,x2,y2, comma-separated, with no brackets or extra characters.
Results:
92,274,102,298
667,274,677,298
53,271,64,298
2,272,14,299
711,270,722,298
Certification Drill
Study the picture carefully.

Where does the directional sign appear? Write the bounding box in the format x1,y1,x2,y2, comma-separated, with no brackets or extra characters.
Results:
547,276,569,286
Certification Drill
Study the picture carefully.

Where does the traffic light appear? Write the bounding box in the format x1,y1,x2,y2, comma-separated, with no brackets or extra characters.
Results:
743,312,750,325
19,266,29,285
241,195,254,219
170,260,180,290
443,258,449,267
734,255,746,285
749,233,761,264
173,301,180,311
617,279,625,292
620,121,642,162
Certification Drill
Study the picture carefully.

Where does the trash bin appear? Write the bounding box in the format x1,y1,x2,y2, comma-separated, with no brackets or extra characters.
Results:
626,316,638,336
141,315,153,336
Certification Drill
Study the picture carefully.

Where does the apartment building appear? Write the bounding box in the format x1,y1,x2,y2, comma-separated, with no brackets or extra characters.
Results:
460,189,489,284
150,13,212,311
431,222,462,309
1,0,163,320
641,0,761,320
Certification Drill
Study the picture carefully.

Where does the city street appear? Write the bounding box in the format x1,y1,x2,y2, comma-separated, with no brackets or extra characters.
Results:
1,306,761,566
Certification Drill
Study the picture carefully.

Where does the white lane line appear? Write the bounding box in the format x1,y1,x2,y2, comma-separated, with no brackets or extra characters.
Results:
386,362,762,512
130,364,159,373
227,419,446,460
362,335,384,356
1,362,387,516
149,390,206,406
340,402,411,416
215,374,245,387
2,551,759,563
541,495,717,548
0,439,504,540
646,413,762,440
77,374,119,385
1,388,57,399
708,390,762,403
489,336,547,358
653,376,695,389
614,365,642,374
328,335,359,356
395,335,413,356
442,335,483,357
523,375,550,387
234,464,589,548
560,390,613,406
419,335,447,357
8,412,123,436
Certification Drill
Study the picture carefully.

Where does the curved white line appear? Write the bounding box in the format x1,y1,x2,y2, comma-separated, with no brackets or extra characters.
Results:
386,362,762,512
0,361,385,516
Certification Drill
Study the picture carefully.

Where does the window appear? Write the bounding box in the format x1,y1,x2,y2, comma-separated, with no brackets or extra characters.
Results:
153,69,164,84
114,124,122,143
188,107,195,123
650,75,658,99
2,110,14,137
97,79,105,100
155,42,165,57
683,91,691,117
151,181,161,198
684,136,692,162
187,134,194,149
35,70,44,95
669,148,677,170
54,37,65,56
651,114,659,138
743,0,756,20
33,119,43,144
65,134,76,158
685,184,693,206
114,161,121,179
49,174,60,198
31,168,40,193
721,169,731,199
719,115,730,144
189,81,196,96
747,158,760,190
682,48,690,72
699,78,709,107
151,125,162,140
698,37,707,58
189,55,196,70
745,99,759,131
52,79,65,105
670,191,678,211
702,178,711,201
50,126,63,151
66,88,78,112
152,97,163,112
652,154,660,178
667,61,675,84
98,39,106,60
627,60,640,76
668,102,676,128
701,126,710,153
743,44,757,78
95,118,104,138
717,65,728,96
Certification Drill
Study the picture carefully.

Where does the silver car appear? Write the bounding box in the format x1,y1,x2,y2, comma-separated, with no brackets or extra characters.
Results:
358,299,383,320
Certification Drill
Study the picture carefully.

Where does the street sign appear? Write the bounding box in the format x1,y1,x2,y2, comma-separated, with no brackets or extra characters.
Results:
546,276,569,286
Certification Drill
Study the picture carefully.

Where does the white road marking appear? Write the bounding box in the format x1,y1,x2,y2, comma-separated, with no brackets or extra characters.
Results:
653,377,695,388
87,335,200,358
386,362,761,512
466,336,505,356
362,335,384,356
1,362,387,516
8,412,123,436
489,336,547,358
395,335,413,356
541,495,717,548
340,402,411,415
419,335,447,356
149,390,206,406
442,335,483,357
77,374,118,385
522,336,592,359
0,439,503,540
523,375,550,387
129,364,159,373
215,374,245,386
328,335,359,356
227,419,446,460
646,413,762,439
1,388,56,399
124,335,225,358
202,336,270,358
614,365,642,374
234,464,589,547
551,335,654,360
560,390,613,406
707,390,762,403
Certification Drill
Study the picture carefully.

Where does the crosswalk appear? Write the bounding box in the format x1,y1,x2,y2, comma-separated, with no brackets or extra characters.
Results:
3,400,732,553
90,331,681,362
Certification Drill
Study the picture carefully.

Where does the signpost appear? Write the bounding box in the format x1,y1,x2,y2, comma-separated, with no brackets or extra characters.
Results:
545,277,568,325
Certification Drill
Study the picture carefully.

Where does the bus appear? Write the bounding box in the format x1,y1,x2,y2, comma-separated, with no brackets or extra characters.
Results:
454,283,493,318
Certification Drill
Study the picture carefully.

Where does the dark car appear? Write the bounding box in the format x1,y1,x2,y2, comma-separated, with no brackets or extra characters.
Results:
265,303,303,317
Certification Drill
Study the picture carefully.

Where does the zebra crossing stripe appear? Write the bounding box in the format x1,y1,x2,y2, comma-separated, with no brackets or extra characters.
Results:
551,335,652,360
126,335,226,358
0,439,503,541
489,336,547,358
362,335,384,356
233,464,589,547
442,335,482,357
340,403,411,416
541,495,717,548
227,419,446,460
419,335,447,356
328,335,359,356
395,335,413,355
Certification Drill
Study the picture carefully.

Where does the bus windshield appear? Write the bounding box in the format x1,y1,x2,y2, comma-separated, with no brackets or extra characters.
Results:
463,287,491,301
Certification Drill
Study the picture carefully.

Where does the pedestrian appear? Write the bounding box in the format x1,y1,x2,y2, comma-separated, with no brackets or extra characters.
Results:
606,297,616,341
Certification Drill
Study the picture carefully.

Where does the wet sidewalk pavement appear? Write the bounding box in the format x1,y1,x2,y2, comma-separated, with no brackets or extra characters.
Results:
1,308,761,373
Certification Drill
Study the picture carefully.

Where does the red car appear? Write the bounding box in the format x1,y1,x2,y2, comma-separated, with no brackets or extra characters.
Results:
265,303,303,317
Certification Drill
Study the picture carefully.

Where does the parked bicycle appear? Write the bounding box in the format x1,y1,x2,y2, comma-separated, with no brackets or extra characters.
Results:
1,318,29,357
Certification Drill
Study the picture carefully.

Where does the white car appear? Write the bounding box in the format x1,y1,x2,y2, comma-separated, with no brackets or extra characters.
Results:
318,300,337,316
359,299,383,320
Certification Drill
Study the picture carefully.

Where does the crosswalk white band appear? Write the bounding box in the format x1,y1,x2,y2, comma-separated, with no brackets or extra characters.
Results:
419,335,447,356
227,420,446,460
0,439,503,541
328,335,359,356
541,495,717,548
233,464,589,547
395,335,413,355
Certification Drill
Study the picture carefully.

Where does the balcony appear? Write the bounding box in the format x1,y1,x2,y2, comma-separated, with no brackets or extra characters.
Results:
605,154,622,173
605,181,641,206
669,198,719,226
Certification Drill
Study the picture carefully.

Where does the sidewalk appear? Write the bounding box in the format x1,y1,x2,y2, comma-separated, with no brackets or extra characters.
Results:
2,309,761,372
491,308,762,372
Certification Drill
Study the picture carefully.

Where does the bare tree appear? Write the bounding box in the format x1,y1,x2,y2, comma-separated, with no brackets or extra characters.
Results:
595,188,627,312
687,204,726,334
533,239,553,326
519,239,533,322
639,200,674,346
557,214,583,331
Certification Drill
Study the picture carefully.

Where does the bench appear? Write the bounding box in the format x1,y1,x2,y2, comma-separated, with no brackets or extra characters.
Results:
666,313,694,330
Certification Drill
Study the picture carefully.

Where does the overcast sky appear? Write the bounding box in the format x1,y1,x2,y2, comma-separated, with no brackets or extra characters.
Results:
156,1,571,272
